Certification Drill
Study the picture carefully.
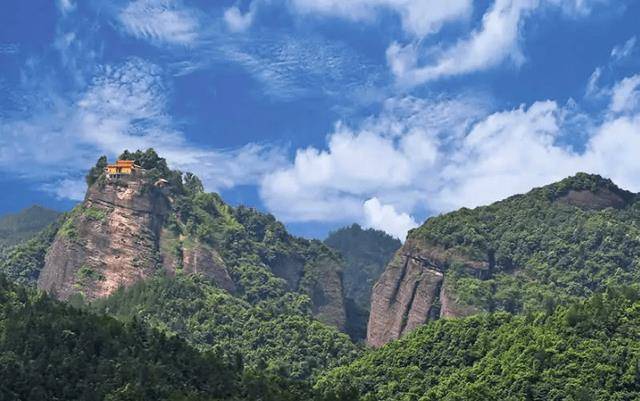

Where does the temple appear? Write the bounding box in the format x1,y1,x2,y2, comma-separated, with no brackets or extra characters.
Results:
105,160,140,178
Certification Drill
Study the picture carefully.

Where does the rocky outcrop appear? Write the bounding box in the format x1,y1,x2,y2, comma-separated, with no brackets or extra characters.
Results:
302,256,348,332
367,239,486,347
38,176,170,301
160,229,236,293
556,188,628,210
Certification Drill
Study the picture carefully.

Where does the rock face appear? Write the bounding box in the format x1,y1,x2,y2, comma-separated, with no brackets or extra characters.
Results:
38,176,170,300
367,239,486,348
160,229,236,293
304,256,348,332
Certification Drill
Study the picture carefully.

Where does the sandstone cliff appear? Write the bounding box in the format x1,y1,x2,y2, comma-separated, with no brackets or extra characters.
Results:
366,239,483,347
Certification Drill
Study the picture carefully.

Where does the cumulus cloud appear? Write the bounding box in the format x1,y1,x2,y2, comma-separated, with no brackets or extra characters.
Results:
260,73,640,238
0,58,285,199
609,74,640,114
118,0,200,45
289,0,472,38
363,198,418,240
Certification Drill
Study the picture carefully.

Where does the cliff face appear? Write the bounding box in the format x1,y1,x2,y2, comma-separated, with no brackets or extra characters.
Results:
366,240,482,347
38,176,170,300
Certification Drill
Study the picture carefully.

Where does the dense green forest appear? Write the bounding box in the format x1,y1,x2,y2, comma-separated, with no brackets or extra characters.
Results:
0,217,62,287
0,274,308,401
0,205,60,250
411,173,640,315
324,224,400,339
93,274,360,381
315,287,640,401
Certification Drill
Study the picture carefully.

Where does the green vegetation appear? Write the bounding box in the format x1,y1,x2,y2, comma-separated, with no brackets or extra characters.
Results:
0,205,60,250
0,274,308,401
94,274,360,382
411,173,640,314
0,217,62,287
315,287,640,401
325,224,401,339
82,206,108,222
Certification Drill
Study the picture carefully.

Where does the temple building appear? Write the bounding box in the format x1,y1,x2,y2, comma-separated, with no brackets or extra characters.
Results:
105,160,140,178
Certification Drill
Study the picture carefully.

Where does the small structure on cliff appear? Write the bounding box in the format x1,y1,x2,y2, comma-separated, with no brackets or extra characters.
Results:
105,160,140,178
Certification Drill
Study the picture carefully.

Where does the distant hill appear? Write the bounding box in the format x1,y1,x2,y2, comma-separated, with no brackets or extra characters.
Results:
0,205,60,250
325,224,401,340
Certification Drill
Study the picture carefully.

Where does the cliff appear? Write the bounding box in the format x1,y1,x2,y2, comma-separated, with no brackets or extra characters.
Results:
36,150,347,330
367,173,640,347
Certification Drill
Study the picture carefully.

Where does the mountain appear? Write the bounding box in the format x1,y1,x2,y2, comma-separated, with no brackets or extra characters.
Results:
316,288,640,401
324,224,401,340
0,205,60,250
367,173,640,347
36,149,347,331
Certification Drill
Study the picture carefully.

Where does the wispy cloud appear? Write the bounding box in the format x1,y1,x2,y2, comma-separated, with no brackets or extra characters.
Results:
611,36,637,62
0,58,286,199
118,0,200,46
385,0,609,87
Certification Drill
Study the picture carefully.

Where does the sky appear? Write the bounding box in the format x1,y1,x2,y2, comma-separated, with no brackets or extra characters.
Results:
0,0,639,240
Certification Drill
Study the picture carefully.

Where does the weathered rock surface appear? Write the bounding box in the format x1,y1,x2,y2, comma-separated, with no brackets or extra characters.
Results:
556,188,627,210
38,177,170,301
160,229,236,293
367,239,485,347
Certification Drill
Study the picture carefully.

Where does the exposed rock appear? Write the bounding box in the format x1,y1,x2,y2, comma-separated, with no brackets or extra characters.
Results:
160,229,236,293
367,239,486,347
556,188,628,210
302,256,348,332
38,176,169,301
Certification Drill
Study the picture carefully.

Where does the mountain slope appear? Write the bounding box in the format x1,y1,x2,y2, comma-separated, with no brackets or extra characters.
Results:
368,173,640,346
0,273,306,401
35,149,347,330
0,205,60,250
325,224,400,340
93,274,359,381
317,288,640,401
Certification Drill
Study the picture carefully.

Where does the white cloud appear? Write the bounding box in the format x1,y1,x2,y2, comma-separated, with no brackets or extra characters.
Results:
289,0,472,38
363,198,418,240
386,0,608,87
41,178,87,201
609,74,640,114
57,0,76,14
224,4,257,32
611,36,636,62
260,72,640,238
0,58,285,198
388,0,538,86
259,95,487,233
118,0,199,45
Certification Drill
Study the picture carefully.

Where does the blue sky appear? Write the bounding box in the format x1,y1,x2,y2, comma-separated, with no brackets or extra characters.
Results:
1,0,639,240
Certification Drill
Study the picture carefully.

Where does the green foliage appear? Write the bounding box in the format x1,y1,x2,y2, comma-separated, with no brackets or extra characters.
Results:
94,274,360,382
325,224,401,339
315,287,640,401
0,217,62,287
411,173,640,314
0,205,60,250
85,155,107,187
0,274,307,401
83,206,108,222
